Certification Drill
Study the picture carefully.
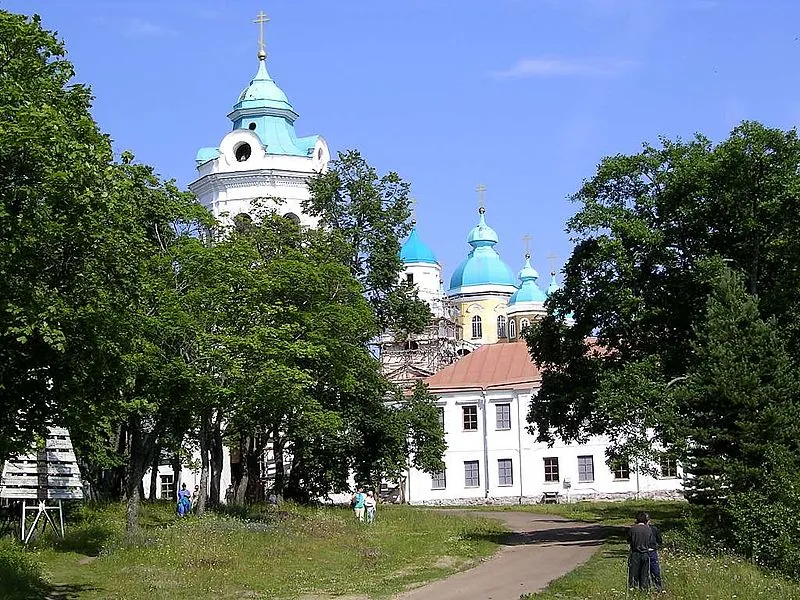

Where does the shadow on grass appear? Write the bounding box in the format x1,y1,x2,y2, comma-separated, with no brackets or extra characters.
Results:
52,523,116,556
44,583,97,599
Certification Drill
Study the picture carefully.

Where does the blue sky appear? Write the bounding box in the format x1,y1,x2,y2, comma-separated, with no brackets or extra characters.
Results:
4,0,800,283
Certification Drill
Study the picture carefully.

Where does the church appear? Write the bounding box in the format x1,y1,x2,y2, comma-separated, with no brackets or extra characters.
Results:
142,15,683,505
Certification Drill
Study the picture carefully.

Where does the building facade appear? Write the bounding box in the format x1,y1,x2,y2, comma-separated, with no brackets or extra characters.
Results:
404,343,684,504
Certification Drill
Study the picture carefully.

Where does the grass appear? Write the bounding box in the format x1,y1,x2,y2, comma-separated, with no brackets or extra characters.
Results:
1,502,505,600
483,500,800,600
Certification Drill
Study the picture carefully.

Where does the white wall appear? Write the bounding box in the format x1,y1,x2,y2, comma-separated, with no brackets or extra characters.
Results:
407,388,684,504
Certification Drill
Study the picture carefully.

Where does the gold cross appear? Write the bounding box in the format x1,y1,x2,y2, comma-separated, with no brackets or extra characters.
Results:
522,234,532,257
547,252,559,273
254,10,270,59
476,184,487,209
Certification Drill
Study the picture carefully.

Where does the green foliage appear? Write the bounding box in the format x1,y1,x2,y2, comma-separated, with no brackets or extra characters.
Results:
0,539,46,599
304,149,431,334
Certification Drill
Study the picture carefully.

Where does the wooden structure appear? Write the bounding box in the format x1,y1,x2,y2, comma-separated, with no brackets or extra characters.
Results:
0,427,83,543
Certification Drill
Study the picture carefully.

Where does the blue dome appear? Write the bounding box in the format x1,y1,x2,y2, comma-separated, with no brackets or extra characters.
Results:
449,208,516,291
509,256,548,305
547,271,560,295
233,59,294,115
400,224,438,264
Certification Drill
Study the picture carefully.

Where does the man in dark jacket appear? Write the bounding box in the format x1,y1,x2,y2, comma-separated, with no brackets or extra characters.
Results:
648,517,664,592
628,511,651,590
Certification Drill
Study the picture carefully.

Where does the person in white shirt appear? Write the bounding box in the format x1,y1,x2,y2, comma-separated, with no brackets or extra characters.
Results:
364,490,377,523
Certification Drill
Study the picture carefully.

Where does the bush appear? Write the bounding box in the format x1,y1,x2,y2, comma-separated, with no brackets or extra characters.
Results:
0,539,45,599
727,490,800,579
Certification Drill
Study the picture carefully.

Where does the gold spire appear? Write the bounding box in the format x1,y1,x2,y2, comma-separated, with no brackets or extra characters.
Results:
476,184,487,213
254,10,270,60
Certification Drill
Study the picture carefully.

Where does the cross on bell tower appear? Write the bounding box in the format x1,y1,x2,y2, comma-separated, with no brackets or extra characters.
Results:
547,252,559,275
476,184,487,213
522,234,532,259
254,10,270,60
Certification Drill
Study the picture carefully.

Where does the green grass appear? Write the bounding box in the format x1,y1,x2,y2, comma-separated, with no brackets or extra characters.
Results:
487,500,800,600
6,502,505,600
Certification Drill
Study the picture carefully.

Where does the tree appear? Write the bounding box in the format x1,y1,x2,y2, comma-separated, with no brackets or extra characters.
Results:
677,268,800,503
526,122,800,471
304,150,431,335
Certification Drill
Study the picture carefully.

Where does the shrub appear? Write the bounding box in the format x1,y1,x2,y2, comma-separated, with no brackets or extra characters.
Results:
0,539,46,599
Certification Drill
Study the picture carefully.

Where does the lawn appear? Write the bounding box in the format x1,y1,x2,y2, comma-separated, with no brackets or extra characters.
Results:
0,502,505,600
494,500,800,600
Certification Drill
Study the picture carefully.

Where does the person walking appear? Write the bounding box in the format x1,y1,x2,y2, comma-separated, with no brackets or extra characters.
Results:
627,511,651,591
176,483,192,517
364,490,377,524
351,487,366,522
191,485,200,513
648,516,665,592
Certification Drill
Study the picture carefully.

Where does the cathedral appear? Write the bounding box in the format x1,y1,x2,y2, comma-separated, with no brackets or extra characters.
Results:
380,202,562,390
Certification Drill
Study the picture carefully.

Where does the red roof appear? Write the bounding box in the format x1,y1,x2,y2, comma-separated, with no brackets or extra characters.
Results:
425,342,541,392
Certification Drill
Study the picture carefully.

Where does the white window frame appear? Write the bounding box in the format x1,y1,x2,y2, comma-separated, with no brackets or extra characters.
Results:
464,460,480,488
495,403,511,430
577,455,594,483
498,458,513,486
508,319,516,339
496,315,506,338
462,405,478,431
160,473,174,499
471,315,482,339
431,470,446,490
543,457,559,483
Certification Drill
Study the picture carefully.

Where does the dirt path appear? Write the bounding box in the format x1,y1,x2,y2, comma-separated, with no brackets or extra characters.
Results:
395,511,609,600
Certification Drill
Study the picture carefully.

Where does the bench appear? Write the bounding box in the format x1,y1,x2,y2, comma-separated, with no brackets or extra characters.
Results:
541,491,560,504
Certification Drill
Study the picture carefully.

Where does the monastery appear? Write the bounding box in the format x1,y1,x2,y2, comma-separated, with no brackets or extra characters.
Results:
141,15,683,505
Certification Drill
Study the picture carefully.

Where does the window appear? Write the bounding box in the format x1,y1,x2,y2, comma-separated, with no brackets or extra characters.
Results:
660,456,678,478
160,474,174,499
406,273,414,285
508,319,516,339
498,459,513,486
464,460,480,488
248,122,257,130
431,470,446,490
495,403,511,430
234,142,252,162
543,457,559,483
438,407,445,429
283,212,301,225
497,315,506,338
462,405,478,431
613,461,631,480
471,315,482,339
577,455,594,482
519,318,531,332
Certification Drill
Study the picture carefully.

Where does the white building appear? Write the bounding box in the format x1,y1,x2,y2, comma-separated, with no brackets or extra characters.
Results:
404,342,684,504
188,36,328,229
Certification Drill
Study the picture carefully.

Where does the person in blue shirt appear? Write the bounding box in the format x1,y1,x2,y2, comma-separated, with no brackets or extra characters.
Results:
176,483,192,517
351,487,365,522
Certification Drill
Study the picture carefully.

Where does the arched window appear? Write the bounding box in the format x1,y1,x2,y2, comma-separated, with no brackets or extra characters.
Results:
509,319,516,339
520,318,531,333
283,212,301,225
496,315,506,338
471,315,482,340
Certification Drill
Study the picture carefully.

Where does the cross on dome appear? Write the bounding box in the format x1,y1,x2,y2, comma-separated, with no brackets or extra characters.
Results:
476,184,487,213
522,233,532,259
253,10,270,60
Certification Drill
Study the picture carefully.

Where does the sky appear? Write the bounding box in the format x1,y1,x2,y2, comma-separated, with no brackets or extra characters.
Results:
4,0,800,284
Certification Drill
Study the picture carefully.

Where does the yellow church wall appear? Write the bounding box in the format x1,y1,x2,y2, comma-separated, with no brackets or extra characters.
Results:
456,297,509,345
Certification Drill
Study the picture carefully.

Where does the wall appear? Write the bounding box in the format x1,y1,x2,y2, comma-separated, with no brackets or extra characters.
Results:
406,388,684,505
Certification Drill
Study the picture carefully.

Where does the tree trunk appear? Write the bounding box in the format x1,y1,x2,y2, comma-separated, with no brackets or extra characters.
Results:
197,415,210,516
209,412,224,507
171,452,182,501
124,417,157,534
272,432,284,500
234,436,252,504
148,452,159,501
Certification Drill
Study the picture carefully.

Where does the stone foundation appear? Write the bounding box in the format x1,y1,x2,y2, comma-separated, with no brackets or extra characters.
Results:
410,489,686,506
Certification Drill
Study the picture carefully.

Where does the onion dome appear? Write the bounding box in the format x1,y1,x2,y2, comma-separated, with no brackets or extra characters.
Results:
449,207,516,292
547,271,560,296
508,254,548,306
400,222,438,265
